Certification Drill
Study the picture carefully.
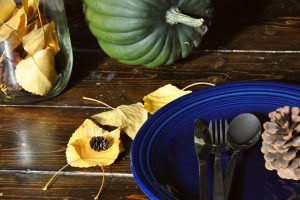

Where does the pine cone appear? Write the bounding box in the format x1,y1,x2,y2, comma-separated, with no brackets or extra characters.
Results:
261,106,300,180
90,136,109,151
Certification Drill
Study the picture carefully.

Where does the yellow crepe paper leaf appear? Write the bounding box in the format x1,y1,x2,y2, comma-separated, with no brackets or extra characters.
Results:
15,48,58,96
66,119,122,168
22,0,40,18
22,21,60,55
143,84,192,114
0,0,16,25
92,102,148,140
0,8,27,49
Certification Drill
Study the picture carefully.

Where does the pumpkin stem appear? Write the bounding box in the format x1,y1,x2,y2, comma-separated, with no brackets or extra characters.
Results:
166,7,204,28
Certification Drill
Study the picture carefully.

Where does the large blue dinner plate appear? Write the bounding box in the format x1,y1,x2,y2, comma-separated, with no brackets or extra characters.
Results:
131,81,300,200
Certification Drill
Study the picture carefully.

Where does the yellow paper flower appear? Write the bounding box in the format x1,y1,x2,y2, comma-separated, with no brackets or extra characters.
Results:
143,84,192,114
66,119,122,168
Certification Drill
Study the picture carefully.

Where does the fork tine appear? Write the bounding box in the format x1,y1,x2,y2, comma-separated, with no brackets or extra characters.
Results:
220,119,223,144
214,120,218,144
225,119,229,144
209,120,213,142
210,119,229,145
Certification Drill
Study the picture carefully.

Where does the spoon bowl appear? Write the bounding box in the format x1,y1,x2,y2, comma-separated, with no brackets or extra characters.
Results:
227,113,262,150
224,113,262,200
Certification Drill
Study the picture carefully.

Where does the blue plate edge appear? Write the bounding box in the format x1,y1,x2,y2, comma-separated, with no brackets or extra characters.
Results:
130,81,300,199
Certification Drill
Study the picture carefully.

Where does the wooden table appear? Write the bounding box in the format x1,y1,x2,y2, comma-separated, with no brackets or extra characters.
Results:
0,0,299,199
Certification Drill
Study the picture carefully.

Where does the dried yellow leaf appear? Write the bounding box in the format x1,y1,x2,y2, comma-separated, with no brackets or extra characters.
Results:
66,119,122,168
15,48,58,96
22,0,29,14
0,0,16,25
143,84,192,114
0,8,27,49
32,12,49,27
92,102,148,140
22,0,40,18
22,21,60,55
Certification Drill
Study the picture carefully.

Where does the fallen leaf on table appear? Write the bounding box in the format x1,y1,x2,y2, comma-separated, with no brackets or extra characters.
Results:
143,84,192,114
66,119,122,168
92,102,148,140
0,0,16,25
22,21,60,55
0,8,27,49
22,0,40,18
15,48,58,96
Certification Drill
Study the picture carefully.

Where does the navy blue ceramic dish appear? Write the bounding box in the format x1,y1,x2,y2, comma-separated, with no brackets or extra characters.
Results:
131,81,300,200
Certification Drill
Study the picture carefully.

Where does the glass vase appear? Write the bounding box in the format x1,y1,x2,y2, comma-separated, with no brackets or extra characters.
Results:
0,0,73,103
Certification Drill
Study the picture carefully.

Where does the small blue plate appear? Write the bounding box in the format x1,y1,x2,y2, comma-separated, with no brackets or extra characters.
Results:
131,81,300,200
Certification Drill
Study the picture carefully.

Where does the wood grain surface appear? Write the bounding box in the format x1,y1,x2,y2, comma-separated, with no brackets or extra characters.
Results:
0,107,133,173
0,0,299,199
0,173,146,199
65,0,300,51
24,51,300,106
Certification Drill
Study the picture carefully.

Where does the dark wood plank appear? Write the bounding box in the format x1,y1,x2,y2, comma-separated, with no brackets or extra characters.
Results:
64,0,300,51
0,107,133,173
0,1,299,199
39,50,300,106
203,0,300,50
0,172,147,199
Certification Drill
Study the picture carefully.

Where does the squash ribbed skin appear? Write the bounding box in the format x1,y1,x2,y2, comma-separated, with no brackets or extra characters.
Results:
84,0,212,67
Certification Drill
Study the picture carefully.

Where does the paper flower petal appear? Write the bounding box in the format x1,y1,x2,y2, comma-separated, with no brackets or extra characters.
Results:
15,48,58,96
22,21,60,55
92,102,148,139
66,119,122,168
0,8,27,49
0,0,16,24
143,84,192,114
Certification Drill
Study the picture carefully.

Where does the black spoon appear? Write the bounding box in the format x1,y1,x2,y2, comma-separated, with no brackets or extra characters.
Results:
224,113,262,200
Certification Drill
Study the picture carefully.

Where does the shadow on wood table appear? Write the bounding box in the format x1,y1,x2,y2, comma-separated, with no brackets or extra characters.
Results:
203,0,272,50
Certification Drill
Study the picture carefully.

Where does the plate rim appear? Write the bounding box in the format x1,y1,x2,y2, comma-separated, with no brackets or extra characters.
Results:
130,81,300,199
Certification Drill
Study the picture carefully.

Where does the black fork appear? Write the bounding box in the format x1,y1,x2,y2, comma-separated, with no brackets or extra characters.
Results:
209,120,229,200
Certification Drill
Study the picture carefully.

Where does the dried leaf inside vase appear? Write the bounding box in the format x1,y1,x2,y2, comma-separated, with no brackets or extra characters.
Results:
15,48,58,96
22,0,40,18
0,8,27,49
0,0,61,98
22,21,60,55
0,0,16,25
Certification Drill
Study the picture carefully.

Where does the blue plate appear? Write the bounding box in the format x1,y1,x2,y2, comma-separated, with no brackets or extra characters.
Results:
131,81,300,200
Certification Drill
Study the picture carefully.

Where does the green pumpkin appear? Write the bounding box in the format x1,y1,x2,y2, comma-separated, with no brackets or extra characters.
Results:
83,0,212,67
